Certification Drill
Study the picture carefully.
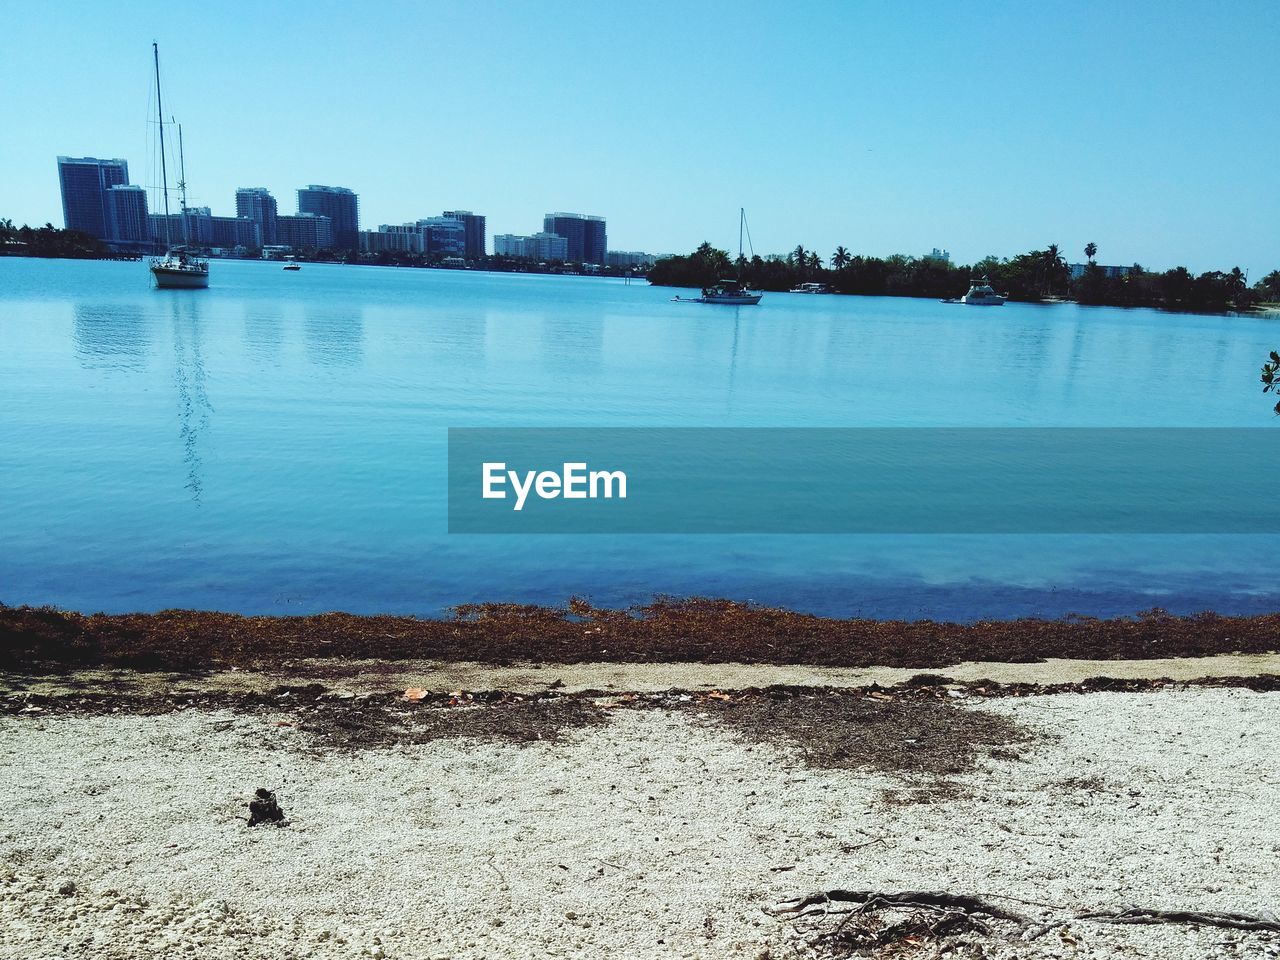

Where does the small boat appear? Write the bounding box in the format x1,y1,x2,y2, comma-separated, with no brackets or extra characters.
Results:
147,43,209,290
283,259,301,271
673,280,763,305
791,282,830,294
959,276,1007,305
670,209,764,306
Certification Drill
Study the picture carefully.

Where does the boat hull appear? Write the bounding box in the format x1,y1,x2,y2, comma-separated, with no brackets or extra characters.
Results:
151,266,209,289
701,295,762,304
959,296,1005,305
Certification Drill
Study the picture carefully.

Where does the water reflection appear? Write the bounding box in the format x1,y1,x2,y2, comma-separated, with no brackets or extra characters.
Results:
243,305,284,362
167,295,212,502
72,303,151,370
304,305,364,366
541,310,603,372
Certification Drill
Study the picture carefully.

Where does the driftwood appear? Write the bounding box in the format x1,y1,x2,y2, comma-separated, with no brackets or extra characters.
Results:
1079,908,1280,931
772,889,1280,938
768,889,1028,923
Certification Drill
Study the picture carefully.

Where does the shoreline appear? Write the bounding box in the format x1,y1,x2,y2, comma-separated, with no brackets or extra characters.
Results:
5,600,1278,672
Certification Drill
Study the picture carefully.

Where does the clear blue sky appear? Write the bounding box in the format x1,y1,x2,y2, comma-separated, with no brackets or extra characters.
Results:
5,0,1278,275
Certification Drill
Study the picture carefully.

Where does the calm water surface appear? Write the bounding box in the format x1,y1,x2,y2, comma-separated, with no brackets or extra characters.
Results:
1,257,1277,619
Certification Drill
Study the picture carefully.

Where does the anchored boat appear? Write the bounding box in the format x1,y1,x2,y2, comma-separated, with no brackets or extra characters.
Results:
958,276,1006,305
673,280,763,305
671,208,763,305
148,42,208,290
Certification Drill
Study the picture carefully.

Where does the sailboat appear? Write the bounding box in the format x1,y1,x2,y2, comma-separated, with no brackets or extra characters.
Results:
148,41,209,289
671,208,763,305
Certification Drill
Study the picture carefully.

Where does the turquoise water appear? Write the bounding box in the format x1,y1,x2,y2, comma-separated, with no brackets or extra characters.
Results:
1,256,1277,619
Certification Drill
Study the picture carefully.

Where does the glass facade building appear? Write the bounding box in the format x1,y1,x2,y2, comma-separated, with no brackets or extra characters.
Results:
442,210,486,258
235,188,278,246
297,185,359,250
542,212,606,264
57,157,129,240
105,185,149,244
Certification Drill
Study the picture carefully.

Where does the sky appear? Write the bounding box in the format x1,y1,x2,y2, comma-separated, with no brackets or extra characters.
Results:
3,0,1278,275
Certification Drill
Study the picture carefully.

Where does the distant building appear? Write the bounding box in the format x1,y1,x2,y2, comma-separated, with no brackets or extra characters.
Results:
1069,263,1134,279
542,212,606,263
494,232,568,260
606,250,657,269
57,156,129,240
360,226,424,254
277,212,334,250
105,185,149,244
416,217,466,256
442,210,486,258
297,185,359,250
235,188,278,246
359,219,466,256
924,247,951,264
149,207,259,249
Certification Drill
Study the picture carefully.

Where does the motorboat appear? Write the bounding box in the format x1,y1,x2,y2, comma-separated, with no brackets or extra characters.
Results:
790,282,830,294
959,276,1007,305
283,259,301,271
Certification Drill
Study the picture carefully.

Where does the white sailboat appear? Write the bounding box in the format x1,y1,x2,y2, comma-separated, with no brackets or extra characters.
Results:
671,208,763,305
148,41,208,290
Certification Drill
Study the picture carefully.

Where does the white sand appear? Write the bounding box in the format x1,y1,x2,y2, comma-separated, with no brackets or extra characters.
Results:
1,687,1278,958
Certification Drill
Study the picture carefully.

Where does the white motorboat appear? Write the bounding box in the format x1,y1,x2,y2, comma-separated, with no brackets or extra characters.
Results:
959,276,1007,305
790,282,830,294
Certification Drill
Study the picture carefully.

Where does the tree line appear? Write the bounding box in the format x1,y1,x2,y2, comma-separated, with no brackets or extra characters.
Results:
648,241,1280,314
0,219,114,259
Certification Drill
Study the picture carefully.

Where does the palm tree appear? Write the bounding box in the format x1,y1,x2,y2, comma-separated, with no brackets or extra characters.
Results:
831,246,851,269
806,252,822,273
1041,244,1065,296
1084,242,1097,263
791,244,806,267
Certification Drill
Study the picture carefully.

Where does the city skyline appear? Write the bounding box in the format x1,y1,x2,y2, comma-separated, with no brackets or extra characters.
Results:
6,1,1280,276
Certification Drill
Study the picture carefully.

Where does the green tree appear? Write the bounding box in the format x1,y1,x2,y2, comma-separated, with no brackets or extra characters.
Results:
1084,242,1097,263
1264,351,1280,414
831,246,851,269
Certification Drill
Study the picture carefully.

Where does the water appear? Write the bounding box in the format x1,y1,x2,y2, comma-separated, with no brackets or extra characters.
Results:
1,256,1277,620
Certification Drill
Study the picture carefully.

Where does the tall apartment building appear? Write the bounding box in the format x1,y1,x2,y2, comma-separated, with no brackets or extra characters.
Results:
542,212,606,264
57,156,129,240
105,185,149,244
235,188,278,246
442,210,486,258
494,232,569,261
277,212,334,250
297,185,359,250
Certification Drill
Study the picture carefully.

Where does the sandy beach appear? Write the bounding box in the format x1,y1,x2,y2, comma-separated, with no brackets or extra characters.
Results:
3,636,1278,959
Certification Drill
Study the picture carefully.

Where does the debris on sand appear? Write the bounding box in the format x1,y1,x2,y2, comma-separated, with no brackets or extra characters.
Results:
247,788,284,827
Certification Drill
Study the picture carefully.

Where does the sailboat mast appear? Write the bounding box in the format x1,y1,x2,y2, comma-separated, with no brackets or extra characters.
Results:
153,41,171,247
177,123,188,213
739,207,744,260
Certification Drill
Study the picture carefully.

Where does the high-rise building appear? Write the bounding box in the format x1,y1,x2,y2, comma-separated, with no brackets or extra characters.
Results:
277,212,334,250
57,157,129,240
415,217,466,256
105,185,149,244
494,232,569,261
442,210,486,258
542,212,606,264
235,188,278,246
605,250,657,269
297,185,359,250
